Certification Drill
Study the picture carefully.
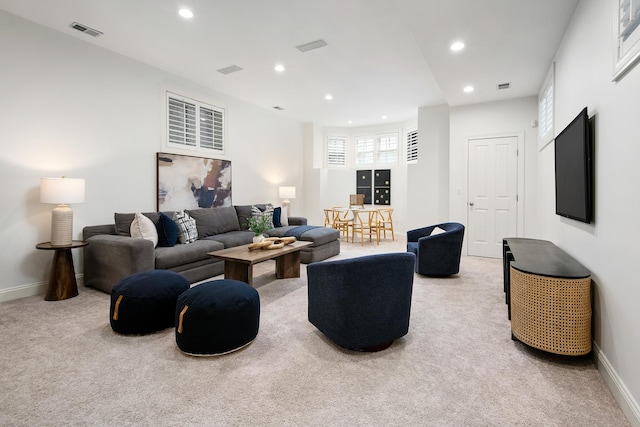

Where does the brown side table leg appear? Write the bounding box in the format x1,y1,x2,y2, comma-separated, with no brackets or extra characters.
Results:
45,248,79,301
276,251,301,279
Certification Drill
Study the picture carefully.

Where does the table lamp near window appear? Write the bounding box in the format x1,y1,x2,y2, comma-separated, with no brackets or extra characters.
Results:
40,177,85,246
279,186,296,217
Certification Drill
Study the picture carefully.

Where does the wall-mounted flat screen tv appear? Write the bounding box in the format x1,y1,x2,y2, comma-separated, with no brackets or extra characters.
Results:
554,107,592,223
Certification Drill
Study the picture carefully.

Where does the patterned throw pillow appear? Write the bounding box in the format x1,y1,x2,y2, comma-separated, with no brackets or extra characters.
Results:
173,211,198,244
130,212,159,247
251,204,275,230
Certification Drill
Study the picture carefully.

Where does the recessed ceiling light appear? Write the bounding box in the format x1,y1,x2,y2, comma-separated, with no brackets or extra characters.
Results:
325,94,333,101
179,8,194,18
348,120,353,124
464,85,474,93
382,115,387,120
450,41,465,51
274,64,285,73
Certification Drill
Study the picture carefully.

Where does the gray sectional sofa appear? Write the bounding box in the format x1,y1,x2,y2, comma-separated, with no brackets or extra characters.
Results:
82,204,340,293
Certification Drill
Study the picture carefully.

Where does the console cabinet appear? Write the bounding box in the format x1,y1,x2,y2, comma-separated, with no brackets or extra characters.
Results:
503,238,592,356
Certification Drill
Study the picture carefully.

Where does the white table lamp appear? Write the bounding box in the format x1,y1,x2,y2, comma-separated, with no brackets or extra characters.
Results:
40,177,85,246
279,186,296,216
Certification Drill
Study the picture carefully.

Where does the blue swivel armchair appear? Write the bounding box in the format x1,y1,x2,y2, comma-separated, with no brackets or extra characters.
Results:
307,253,416,351
406,222,465,277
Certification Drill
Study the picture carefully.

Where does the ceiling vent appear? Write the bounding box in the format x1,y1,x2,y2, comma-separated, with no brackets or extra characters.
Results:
273,106,284,111
217,65,243,75
296,39,328,53
69,22,103,37
497,82,511,90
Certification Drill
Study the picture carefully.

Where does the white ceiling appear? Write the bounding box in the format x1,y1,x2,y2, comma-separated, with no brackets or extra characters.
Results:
0,0,579,127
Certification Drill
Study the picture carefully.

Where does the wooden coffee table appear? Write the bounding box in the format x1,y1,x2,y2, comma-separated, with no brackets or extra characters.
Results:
207,241,312,286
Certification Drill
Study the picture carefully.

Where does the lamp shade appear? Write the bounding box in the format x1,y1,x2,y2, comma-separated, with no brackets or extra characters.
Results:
278,186,296,200
40,177,85,204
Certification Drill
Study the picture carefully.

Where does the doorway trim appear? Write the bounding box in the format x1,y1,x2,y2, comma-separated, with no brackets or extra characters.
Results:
462,131,525,256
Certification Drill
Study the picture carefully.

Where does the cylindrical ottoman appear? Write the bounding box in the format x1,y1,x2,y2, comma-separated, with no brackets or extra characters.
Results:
110,270,190,335
175,280,260,356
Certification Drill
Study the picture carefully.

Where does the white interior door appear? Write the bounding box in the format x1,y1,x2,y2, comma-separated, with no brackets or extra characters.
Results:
467,136,518,258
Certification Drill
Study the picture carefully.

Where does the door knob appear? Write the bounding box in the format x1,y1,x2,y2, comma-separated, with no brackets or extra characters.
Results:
469,202,474,206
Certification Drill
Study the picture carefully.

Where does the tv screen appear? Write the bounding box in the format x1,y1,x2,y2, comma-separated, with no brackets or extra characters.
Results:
554,107,592,223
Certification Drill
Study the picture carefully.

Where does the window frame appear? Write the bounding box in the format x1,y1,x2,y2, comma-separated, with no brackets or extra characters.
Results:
354,132,399,167
165,91,226,155
325,135,348,168
406,129,418,163
538,63,554,151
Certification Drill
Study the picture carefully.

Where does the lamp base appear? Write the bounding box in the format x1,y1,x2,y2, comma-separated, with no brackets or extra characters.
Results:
51,205,73,246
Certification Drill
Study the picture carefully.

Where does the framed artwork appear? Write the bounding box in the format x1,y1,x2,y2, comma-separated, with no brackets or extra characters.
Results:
356,169,372,204
156,152,231,211
613,0,640,81
374,169,391,205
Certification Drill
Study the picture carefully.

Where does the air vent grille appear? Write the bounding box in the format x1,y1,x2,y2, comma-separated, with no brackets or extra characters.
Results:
296,39,328,52
497,82,511,90
69,22,103,37
217,65,243,75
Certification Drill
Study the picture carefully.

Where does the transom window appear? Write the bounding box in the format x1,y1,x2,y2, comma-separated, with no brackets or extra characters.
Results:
355,133,398,165
326,136,347,166
166,91,225,153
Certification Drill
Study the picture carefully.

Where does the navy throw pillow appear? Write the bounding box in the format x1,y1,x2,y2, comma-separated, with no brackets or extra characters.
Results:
157,212,179,247
273,207,282,228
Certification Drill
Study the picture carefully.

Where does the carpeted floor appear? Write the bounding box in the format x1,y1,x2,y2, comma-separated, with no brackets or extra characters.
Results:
0,236,630,426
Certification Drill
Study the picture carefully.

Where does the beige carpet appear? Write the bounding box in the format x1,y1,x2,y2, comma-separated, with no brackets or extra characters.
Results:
0,236,630,426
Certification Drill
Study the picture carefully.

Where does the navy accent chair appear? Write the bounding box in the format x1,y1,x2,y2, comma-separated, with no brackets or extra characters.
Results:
307,252,415,351
406,222,465,277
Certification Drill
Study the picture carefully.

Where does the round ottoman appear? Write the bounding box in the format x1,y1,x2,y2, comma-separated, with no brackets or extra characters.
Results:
175,280,260,356
110,270,190,335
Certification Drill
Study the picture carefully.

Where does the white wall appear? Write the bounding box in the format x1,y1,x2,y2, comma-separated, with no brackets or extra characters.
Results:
0,11,304,299
540,0,640,421
405,104,450,230
449,97,539,240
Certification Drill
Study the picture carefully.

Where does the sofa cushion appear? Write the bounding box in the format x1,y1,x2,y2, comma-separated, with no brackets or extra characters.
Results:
187,206,240,238
235,204,268,230
266,226,339,247
115,212,160,236
157,212,179,247
130,213,159,247
273,207,282,227
173,211,198,244
203,231,255,248
155,239,224,269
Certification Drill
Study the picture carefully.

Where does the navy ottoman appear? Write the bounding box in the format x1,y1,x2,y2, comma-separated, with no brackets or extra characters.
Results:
175,280,260,356
110,270,190,335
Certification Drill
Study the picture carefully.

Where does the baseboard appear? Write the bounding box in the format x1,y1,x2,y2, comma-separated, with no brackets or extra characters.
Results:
0,281,47,302
593,341,640,426
0,275,85,303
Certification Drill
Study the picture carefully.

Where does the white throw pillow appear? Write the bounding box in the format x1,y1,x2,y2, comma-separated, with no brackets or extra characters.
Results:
430,226,447,236
280,206,289,226
173,211,198,244
130,213,159,247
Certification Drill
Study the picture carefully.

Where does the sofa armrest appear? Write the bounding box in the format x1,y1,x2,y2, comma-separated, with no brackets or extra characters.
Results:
83,235,155,293
288,216,307,226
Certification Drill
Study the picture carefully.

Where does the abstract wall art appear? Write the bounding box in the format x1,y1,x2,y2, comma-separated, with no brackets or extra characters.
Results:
156,152,232,211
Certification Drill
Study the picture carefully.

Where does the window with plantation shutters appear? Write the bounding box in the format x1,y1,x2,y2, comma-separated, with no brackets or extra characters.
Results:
355,132,399,166
538,63,554,151
406,129,418,163
167,92,225,153
326,136,346,167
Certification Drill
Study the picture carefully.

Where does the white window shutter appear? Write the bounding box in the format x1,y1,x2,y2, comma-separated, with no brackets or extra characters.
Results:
407,130,418,163
327,137,346,166
167,92,224,153
538,63,554,151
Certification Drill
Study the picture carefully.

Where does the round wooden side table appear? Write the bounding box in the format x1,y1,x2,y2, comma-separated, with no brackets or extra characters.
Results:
36,240,89,301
